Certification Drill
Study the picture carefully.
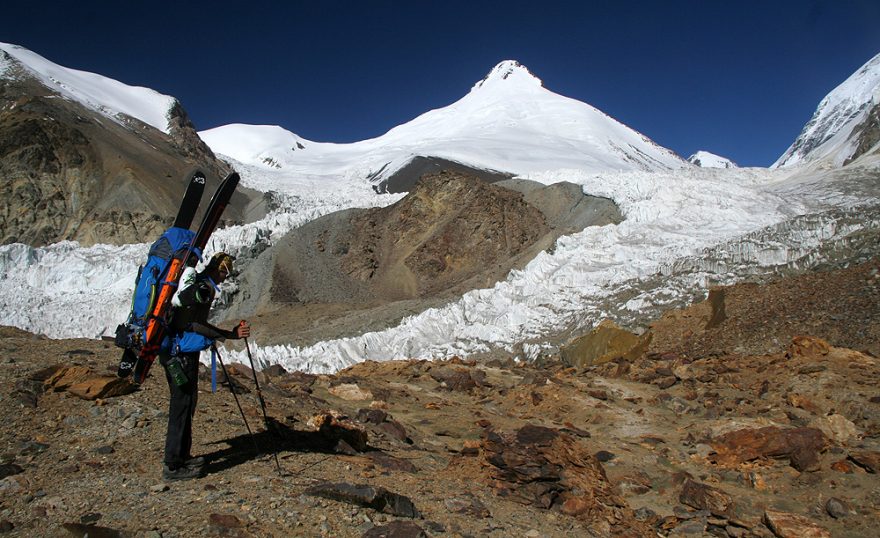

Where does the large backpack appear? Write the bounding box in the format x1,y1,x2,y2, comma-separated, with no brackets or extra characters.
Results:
115,227,197,353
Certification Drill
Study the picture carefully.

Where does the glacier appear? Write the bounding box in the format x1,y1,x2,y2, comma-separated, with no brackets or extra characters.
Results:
3,160,876,375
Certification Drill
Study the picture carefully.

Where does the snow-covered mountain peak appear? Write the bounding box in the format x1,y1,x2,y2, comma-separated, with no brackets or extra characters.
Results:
688,151,737,169
0,41,176,134
471,60,543,92
203,59,687,179
774,52,880,168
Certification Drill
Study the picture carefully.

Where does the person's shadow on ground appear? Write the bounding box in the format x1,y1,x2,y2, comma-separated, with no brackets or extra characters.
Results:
201,417,371,475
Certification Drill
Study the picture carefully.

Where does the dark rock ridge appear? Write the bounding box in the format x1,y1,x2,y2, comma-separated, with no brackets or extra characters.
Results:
372,156,514,194
225,170,622,346
844,102,880,165
0,53,261,246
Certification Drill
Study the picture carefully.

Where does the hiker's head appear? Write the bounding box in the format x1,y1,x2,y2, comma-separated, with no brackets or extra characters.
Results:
206,252,235,281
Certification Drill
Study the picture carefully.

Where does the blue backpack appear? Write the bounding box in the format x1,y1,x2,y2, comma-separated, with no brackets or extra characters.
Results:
115,227,197,352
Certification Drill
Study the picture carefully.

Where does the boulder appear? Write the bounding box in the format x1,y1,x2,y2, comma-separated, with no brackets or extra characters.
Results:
561,320,652,368
679,479,734,517
304,482,419,518
481,425,651,535
67,376,136,400
44,366,135,400
710,426,828,471
307,412,368,452
847,450,880,473
787,336,831,359
328,383,373,401
763,509,830,538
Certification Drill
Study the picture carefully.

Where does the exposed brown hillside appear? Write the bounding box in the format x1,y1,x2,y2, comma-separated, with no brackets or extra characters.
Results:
0,63,261,246
225,171,622,347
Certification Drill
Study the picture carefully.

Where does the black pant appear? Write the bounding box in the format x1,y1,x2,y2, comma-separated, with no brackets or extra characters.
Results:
162,351,200,468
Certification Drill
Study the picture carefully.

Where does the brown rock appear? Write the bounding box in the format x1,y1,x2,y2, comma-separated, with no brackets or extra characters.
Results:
830,459,854,473
480,425,652,535
848,450,880,473
44,366,93,392
357,408,388,424
786,393,821,415
307,412,368,452
653,376,677,389
588,389,609,401
67,376,136,400
710,426,828,471
560,320,652,368
429,367,476,392
328,382,373,401
560,496,593,516
460,439,481,456
366,452,418,473
361,520,427,538
705,288,727,328
378,420,410,443
679,479,734,517
763,509,830,538
208,513,245,528
304,482,419,518
444,495,490,518
261,364,288,377
788,336,831,359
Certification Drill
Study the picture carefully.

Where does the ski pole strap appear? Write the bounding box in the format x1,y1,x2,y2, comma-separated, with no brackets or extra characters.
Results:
211,345,218,393
206,276,220,293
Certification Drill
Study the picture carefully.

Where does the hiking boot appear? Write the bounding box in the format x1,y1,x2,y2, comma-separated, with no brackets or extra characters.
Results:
184,456,206,469
162,463,205,481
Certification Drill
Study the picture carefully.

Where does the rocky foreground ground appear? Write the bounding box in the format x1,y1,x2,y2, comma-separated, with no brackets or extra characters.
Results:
0,259,878,537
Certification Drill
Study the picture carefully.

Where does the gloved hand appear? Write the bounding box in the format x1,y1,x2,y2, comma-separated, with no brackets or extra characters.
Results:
233,320,251,339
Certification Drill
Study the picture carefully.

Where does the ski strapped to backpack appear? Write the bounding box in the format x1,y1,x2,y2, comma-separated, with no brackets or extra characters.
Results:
115,170,240,384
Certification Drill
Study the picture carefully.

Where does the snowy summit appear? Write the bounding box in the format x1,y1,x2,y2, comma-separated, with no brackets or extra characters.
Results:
199,60,689,189
688,151,738,169
774,52,880,168
0,42,177,133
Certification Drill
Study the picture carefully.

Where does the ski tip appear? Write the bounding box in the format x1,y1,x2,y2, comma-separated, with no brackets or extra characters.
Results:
188,168,207,183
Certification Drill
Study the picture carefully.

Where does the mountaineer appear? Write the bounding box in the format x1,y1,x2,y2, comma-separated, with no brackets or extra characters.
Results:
160,252,251,481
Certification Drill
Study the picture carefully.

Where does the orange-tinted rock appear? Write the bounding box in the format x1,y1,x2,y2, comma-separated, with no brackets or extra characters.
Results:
209,513,244,528
786,393,821,414
830,459,854,473
44,366,135,400
710,426,828,471
66,376,136,400
763,509,830,538
307,412,368,452
560,320,652,368
480,425,652,535
44,366,92,392
788,336,831,359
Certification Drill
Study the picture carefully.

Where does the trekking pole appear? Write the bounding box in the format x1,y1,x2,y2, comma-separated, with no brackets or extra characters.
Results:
240,323,284,476
241,322,272,430
212,344,260,456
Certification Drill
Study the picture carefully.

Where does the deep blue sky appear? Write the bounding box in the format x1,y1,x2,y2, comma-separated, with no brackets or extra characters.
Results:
3,1,879,167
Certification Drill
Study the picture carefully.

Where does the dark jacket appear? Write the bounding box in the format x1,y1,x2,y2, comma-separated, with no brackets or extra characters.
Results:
171,271,234,341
